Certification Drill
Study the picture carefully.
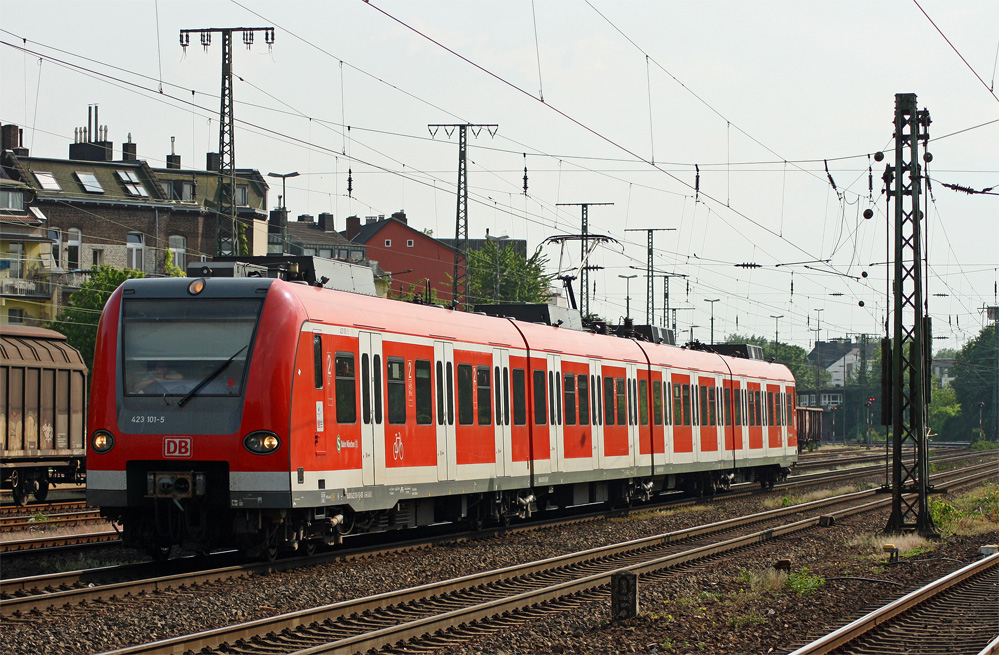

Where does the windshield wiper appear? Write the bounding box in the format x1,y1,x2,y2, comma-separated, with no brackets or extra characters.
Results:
178,346,248,408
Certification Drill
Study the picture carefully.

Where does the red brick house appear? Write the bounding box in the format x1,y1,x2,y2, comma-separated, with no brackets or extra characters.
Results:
345,211,456,301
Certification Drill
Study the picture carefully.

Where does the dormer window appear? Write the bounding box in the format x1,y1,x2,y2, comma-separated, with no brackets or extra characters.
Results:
75,171,104,193
34,171,61,190
116,170,148,197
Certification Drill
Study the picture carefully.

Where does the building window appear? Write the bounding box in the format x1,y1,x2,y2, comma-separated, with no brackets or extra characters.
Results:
49,229,61,268
350,250,363,260
0,189,24,210
384,239,392,248
161,180,194,201
116,170,148,196
126,232,144,270
168,235,186,270
8,308,25,324
33,171,61,190
235,184,249,206
92,249,104,267
407,239,414,247
319,249,332,258
66,228,81,270
74,171,104,193
5,242,24,277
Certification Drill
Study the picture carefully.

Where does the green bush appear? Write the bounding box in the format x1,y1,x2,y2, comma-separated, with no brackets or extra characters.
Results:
787,567,824,595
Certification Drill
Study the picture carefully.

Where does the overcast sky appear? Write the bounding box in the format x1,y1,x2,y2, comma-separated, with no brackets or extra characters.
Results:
2,0,996,353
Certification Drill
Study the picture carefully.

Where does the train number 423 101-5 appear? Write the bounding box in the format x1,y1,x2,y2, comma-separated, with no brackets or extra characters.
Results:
131,415,166,424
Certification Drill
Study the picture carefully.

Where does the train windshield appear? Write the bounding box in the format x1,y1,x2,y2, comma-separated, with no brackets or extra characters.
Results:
121,298,263,398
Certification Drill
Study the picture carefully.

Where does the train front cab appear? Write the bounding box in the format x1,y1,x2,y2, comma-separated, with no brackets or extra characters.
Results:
88,278,299,558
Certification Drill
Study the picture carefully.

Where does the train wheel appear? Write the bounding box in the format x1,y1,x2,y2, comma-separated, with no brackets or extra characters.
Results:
33,479,49,503
264,546,279,562
303,541,317,557
10,472,27,506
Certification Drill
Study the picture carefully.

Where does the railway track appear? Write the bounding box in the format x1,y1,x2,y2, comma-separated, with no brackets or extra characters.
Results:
3,462,993,654
0,450,984,559
0,508,103,533
68,464,994,655
789,552,999,655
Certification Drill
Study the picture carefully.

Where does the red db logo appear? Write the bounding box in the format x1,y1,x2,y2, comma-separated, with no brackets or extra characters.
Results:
164,437,192,458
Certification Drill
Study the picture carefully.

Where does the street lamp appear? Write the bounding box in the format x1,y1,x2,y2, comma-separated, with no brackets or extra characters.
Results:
619,274,637,319
267,171,299,211
689,324,701,344
770,314,784,344
704,298,720,344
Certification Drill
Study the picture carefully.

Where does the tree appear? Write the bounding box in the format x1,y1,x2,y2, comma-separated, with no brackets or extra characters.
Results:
51,265,145,369
926,375,960,439
724,334,829,387
950,323,997,441
467,241,553,305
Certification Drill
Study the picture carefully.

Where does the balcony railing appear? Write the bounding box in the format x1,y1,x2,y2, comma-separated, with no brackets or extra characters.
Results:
0,276,56,298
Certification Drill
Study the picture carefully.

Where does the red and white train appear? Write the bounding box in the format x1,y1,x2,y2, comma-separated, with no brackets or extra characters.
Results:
88,277,797,557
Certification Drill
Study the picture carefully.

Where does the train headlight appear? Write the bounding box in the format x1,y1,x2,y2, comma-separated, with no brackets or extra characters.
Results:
243,431,280,455
92,430,115,453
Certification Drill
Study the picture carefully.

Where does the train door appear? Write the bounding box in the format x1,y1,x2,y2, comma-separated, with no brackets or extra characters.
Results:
359,332,384,486
767,384,782,451
627,363,640,468
434,341,457,481
589,359,604,469
546,354,564,473
671,372,693,463
493,348,512,477
697,376,719,460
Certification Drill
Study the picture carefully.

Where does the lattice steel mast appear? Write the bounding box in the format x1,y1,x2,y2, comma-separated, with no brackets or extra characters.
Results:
557,203,612,319
181,27,274,256
626,227,675,325
428,124,498,308
882,93,937,537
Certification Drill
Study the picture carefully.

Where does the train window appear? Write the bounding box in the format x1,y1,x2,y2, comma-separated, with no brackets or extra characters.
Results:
639,379,649,426
563,373,576,426
373,355,383,425
313,335,323,389
534,370,546,425
616,378,627,426
652,380,663,426
699,385,709,427
361,354,371,424
733,387,742,426
436,362,445,425
446,362,454,425
708,386,717,426
335,353,357,424
415,360,432,425
680,383,691,426
627,379,635,425
603,376,615,426
512,368,527,425
592,375,601,426
477,366,492,426
665,382,672,426
756,390,763,427
577,374,590,425
387,358,406,425
457,364,474,425
747,390,755,426
724,387,732,426
555,373,562,426
493,367,501,426
548,371,556,425
767,391,775,427
503,367,510,426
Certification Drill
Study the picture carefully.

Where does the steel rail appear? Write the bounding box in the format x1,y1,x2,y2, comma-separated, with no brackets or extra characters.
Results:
787,553,999,655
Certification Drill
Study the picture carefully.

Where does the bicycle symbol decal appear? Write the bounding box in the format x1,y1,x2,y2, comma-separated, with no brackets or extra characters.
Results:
393,433,404,461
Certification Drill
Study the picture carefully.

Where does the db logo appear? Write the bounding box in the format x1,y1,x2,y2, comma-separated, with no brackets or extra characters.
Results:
163,437,193,458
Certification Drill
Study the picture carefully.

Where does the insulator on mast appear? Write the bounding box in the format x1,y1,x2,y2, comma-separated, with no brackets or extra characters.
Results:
347,168,353,198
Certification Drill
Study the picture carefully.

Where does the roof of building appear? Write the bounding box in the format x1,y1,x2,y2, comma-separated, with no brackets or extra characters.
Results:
286,218,356,248
3,152,172,205
348,215,456,253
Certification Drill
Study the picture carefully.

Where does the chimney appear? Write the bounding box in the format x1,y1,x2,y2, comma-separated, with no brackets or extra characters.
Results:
365,216,377,225
391,210,407,225
206,152,221,172
297,214,314,224
122,137,137,162
1,124,18,150
346,215,361,240
318,212,334,232
166,154,182,169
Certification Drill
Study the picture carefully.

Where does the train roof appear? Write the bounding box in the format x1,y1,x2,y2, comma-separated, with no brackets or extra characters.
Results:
0,325,88,370
280,283,795,384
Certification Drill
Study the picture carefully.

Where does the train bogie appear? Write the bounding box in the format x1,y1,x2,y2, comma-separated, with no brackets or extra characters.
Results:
88,278,797,557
